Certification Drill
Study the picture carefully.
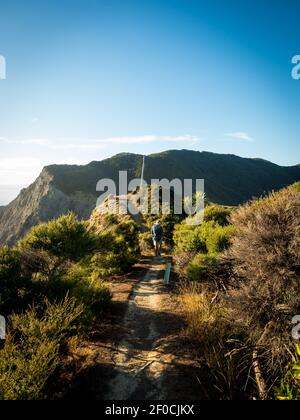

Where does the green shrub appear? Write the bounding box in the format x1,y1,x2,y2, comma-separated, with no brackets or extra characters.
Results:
62,266,112,321
10,296,83,343
187,253,219,282
18,262,112,324
173,224,201,253
160,213,185,245
206,224,235,254
174,221,235,254
104,213,119,225
114,219,140,254
87,217,140,278
195,221,218,252
19,213,97,262
0,337,59,400
174,222,209,253
204,205,233,226
20,247,70,282
0,297,83,400
292,181,300,192
90,249,137,277
0,211,119,400
0,247,32,315
1,212,114,320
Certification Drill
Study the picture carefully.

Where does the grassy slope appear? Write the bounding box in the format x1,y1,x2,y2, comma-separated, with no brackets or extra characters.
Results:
46,150,300,206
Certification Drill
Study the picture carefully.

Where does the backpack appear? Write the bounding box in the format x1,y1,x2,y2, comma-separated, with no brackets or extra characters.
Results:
152,224,163,241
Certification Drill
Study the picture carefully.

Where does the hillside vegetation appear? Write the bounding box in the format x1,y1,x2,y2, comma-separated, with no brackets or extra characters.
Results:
175,182,300,399
1,150,300,246
1,179,300,400
0,212,140,400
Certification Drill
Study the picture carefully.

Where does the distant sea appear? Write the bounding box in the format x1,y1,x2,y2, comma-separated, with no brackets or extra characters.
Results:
0,185,23,206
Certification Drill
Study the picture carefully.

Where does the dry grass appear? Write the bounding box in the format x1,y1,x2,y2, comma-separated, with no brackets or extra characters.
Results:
179,283,254,399
225,184,300,389
181,286,227,343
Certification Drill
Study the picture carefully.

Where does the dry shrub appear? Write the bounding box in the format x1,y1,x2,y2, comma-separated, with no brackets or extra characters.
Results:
226,183,300,394
174,251,196,271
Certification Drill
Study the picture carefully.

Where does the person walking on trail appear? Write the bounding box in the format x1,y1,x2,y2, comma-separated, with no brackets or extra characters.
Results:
151,221,163,257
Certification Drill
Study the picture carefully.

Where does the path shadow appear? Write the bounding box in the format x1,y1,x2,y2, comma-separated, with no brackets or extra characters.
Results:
68,304,211,400
67,255,212,400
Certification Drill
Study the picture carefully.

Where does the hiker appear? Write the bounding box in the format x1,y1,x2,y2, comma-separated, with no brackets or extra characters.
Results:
151,221,163,257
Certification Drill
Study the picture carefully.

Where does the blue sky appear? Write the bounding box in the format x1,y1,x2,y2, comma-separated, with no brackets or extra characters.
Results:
0,0,300,204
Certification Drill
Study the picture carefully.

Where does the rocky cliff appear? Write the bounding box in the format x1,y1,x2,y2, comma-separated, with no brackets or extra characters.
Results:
1,150,299,246
0,168,95,246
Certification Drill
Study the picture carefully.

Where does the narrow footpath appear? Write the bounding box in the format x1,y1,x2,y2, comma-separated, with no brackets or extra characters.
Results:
71,256,205,400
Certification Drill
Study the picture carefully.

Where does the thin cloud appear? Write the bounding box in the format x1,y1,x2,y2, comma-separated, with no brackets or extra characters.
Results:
1,134,200,150
55,134,200,148
0,137,49,146
224,132,254,142
21,138,49,145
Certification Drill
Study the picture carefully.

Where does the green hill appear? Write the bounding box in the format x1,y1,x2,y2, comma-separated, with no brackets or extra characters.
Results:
47,150,300,205
0,149,299,246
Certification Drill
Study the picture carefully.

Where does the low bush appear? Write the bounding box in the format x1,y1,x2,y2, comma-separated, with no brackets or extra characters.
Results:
227,183,300,327
0,337,59,400
0,212,116,400
206,224,235,254
0,297,83,400
87,216,140,277
204,205,233,226
0,247,33,315
187,253,219,282
19,212,97,262
174,220,235,255
173,224,203,253
225,183,300,397
62,266,112,322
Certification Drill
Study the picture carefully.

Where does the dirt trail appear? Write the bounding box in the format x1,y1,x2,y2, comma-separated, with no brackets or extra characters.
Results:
105,257,174,400
72,255,204,400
